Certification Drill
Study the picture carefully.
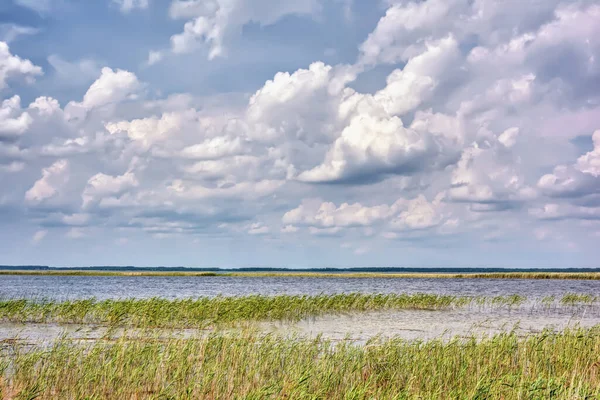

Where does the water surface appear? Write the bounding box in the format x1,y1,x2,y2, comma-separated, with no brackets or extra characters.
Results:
2,275,600,300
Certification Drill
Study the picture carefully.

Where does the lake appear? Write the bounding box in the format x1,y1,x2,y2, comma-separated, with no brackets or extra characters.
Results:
2,275,600,300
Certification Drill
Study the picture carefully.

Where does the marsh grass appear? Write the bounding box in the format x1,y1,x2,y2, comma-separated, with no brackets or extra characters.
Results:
2,327,600,399
0,294,476,328
2,293,598,329
1,293,598,329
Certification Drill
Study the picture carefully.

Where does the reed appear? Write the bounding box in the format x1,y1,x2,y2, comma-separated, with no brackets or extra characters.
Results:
1,327,600,399
0,293,529,328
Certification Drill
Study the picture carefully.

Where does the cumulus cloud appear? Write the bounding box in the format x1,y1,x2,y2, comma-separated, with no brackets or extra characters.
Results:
0,96,32,141
282,194,451,236
65,67,141,120
0,41,43,90
169,0,320,59
82,171,139,208
537,130,600,202
576,130,600,177
24,160,70,205
4,0,600,264
448,137,537,211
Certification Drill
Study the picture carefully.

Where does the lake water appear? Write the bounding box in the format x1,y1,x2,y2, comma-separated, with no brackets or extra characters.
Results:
1,275,600,300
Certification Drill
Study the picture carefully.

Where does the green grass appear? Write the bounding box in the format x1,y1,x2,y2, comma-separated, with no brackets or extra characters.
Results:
1,293,596,328
2,270,600,279
2,327,600,399
0,293,537,328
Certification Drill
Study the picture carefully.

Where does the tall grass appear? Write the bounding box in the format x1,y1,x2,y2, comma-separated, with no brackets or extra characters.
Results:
1,293,596,328
0,294,476,328
2,327,600,399
0,293,540,329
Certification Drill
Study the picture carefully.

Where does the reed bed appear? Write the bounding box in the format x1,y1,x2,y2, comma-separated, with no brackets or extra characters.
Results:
3,270,600,279
2,327,600,399
0,293,536,328
0,294,473,328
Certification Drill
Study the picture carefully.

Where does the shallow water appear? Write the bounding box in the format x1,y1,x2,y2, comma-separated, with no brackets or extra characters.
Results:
2,275,600,300
262,306,600,343
2,306,600,346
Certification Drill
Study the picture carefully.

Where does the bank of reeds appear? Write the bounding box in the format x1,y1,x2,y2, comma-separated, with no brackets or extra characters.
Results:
0,293,529,328
2,327,600,399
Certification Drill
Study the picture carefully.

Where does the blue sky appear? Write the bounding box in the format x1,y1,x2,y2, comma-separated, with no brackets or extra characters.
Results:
0,0,599,268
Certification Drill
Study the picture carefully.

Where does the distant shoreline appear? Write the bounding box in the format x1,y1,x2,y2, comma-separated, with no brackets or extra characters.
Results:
1,269,600,279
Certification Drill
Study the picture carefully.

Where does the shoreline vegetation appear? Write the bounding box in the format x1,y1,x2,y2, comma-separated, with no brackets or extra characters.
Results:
2,328,600,399
2,269,600,279
0,293,597,328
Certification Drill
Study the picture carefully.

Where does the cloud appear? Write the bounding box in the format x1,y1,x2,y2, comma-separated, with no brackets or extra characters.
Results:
447,137,537,211
24,160,70,205
113,0,149,13
0,41,43,90
82,171,139,208
0,96,33,142
282,194,451,236
3,0,600,266
31,230,48,244
64,67,141,121
169,0,321,59
247,222,269,235
576,130,600,177
537,130,600,201
47,55,101,87
0,24,39,43
146,50,163,65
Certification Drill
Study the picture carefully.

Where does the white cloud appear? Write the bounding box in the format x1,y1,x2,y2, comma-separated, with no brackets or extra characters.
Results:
65,67,141,120
537,129,600,201
28,96,62,119
0,41,43,90
169,0,321,59
0,96,32,141
283,194,450,235
448,140,536,211
82,171,139,208
576,130,600,177
105,112,186,149
114,0,149,13
81,67,141,109
25,160,70,204
359,0,460,66
4,0,600,265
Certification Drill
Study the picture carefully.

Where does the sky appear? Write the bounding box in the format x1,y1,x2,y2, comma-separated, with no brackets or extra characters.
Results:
0,0,599,268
